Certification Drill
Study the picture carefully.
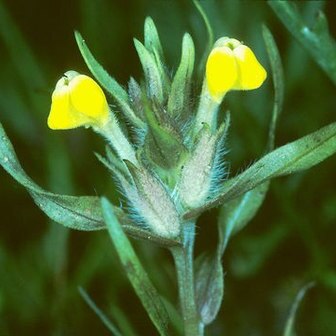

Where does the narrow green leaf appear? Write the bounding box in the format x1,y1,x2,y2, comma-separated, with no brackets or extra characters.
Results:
29,192,105,231
192,0,214,75
283,282,315,336
79,287,122,336
143,17,170,97
134,38,164,103
0,122,104,230
74,31,144,128
74,31,127,100
144,16,164,59
268,1,336,85
185,122,336,219
262,25,284,151
168,33,195,118
101,197,170,336
194,252,224,325
0,121,179,245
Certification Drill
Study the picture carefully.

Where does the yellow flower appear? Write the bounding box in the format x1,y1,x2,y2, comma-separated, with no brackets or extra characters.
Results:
48,71,109,130
206,37,267,102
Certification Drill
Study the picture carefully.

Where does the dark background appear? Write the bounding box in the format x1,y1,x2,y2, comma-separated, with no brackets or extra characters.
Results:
0,0,335,335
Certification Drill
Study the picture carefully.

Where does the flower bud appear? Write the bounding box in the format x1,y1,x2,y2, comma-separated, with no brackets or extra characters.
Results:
123,161,181,238
178,126,216,209
48,71,109,130
206,37,267,102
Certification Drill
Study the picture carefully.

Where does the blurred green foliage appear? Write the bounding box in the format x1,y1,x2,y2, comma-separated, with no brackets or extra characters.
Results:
0,0,335,335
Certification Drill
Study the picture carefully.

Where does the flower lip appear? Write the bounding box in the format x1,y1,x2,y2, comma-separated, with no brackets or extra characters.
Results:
214,37,241,50
55,71,79,90
63,70,79,81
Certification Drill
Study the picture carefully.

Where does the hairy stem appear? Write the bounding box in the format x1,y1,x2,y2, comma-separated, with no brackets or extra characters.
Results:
194,83,220,135
96,112,137,165
171,221,203,336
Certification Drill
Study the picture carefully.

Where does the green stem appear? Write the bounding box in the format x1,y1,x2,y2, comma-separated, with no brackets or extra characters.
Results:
194,83,220,135
171,221,203,336
96,113,137,165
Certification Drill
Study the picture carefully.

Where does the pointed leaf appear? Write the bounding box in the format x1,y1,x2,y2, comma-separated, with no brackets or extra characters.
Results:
79,287,122,336
144,16,164,60
144,17,170,97
262,25,284,151
194,252,224,325
134,38,164,103
0,122,104,230
268,1,336,85
185,122,336,219
283,282,315,336
168,33,195,117
74,31,144,128
0,121,178,245
192,0,214,76
74,31,127,100
101,197,170,336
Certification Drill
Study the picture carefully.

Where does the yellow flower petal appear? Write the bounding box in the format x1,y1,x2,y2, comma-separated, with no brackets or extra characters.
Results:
206,46,238,102
48,79,88,130
232,45,267,90
48,72,109,130
69,75,109,122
